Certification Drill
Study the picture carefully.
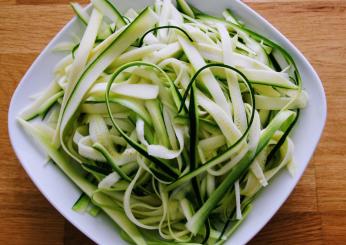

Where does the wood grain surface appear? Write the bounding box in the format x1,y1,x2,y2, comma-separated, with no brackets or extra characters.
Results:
1,0,345,244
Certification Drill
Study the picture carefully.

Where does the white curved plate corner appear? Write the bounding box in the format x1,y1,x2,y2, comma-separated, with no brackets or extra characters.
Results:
8,1,327,244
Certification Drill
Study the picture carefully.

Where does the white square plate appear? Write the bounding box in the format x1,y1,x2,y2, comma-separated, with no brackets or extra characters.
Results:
8,0,327,244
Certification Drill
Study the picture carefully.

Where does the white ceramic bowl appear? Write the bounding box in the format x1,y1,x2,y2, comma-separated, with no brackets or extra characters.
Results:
8,0,327,244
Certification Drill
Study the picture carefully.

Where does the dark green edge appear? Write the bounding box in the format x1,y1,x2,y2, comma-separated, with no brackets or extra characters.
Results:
138,25,194,47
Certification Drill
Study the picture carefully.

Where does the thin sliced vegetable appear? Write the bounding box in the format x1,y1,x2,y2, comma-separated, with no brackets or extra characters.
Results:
92,0,127,28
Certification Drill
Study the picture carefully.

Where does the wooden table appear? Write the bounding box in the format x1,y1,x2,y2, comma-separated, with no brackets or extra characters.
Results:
1,0,345,244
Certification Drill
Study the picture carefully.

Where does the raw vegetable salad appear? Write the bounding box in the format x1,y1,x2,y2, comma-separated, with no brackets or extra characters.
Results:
18,0,307,244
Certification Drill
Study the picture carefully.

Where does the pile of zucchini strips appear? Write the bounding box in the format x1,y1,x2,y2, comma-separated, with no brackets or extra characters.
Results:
19,0,307,244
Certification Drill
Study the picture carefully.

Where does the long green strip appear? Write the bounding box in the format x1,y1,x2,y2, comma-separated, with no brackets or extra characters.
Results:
189,84,210,242
189,84,200,202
